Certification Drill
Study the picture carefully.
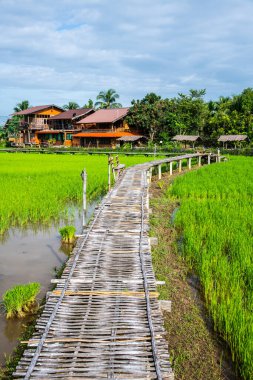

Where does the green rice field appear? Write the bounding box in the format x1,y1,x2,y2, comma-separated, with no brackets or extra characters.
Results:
169,157,253,379
0,153,157,234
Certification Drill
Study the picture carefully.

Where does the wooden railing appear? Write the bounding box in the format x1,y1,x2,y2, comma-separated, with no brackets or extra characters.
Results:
143,153,225,182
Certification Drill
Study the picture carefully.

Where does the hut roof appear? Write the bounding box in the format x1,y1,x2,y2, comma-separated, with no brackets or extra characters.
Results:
77,108,129,124
12,105,64,116
218,135,248,142
49,108,93,120
117,135,145,142
172,135,200,142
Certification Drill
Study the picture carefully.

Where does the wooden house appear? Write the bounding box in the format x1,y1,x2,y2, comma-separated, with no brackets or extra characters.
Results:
42,108,94,146
12,105,64,144
73,108,140,148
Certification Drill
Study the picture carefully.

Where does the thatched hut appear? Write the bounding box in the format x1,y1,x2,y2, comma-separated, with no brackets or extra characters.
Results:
172,135,201,148
218,135,248,148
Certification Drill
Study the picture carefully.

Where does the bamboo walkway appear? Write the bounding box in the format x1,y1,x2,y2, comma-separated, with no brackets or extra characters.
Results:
14,153,218,379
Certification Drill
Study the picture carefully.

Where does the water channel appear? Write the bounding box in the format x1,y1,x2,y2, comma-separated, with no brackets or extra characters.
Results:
0,202,98,364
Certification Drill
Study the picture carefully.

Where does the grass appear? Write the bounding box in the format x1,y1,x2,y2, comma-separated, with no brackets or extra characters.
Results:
59,225,76,243
0,153,160,234
2,283,40,319
168,157,253,379
150,176,229,380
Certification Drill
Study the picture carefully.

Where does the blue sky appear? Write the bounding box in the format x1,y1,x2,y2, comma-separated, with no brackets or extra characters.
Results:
0,0,253,115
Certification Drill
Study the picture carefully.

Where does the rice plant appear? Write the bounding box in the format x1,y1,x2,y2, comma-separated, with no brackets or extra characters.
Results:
2,283,40,319
169,157,253,379
59,225,76,243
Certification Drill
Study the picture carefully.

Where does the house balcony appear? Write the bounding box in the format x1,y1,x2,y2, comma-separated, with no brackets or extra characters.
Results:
30,123,49,130
81,129,114,133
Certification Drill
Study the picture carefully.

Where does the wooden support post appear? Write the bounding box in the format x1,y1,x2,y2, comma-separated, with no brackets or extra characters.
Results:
81,169,87,227
188,158,192,170
208,154,211,165
169,161,173,175
217,148,221,163
147,170,151,185
198,155,201,167
159,300,172,313
149,237,158,246
108,155,113,191
178,159,182,172
158,164,162,180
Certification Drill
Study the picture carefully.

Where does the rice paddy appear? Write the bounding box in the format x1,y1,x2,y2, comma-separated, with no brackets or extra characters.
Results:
0,153,158,234
169,157,253,379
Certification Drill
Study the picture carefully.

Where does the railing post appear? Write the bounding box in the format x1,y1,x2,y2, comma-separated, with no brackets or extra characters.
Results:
158,164,162,180
178,160,182,173
198,155,201,167
108,155,114,190
208,154,211,165
169,161,173,175
188,158,192,170
149,167,153,181
217,149,221,163
81,169,87,227
147,170,151,185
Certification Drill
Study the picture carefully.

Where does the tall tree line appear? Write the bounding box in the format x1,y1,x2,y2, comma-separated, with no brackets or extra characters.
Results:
126,88,253,143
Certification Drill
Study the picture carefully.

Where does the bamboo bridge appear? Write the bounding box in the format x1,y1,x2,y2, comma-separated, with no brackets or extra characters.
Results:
14,153,221,379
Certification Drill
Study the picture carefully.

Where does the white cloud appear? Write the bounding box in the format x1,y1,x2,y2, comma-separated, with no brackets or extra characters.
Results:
1,0,253,114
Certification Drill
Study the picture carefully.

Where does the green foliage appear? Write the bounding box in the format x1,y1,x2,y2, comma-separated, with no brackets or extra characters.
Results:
170,157,253,379
59,225,76,243
2,283,40,319
83,99,94,108
63,102,80,110
127,88,253,145
95,89,122,109
5,115,22,137
127,90,208,142
13,100,30,113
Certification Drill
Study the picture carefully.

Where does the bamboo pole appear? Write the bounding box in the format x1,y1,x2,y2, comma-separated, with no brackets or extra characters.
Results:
108,155,113,190
178,159,182,172
169,161,173,175
158,164,162,180
81,169,87,227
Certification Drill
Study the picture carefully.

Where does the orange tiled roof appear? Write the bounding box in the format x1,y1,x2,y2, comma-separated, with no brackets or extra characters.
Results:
73,132,136,138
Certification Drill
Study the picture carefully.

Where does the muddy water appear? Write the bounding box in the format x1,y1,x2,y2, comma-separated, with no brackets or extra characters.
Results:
0,202,98,364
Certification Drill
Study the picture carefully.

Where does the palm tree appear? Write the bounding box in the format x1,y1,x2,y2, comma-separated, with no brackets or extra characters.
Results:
14,100,30,113
63,102,80,110
95,89,122,109
83,99,94,108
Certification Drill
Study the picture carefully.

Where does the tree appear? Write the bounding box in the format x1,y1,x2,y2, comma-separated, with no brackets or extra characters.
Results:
5,116,22,138
83,99,94,108
127,93,165,141
95,89,122,109
63,102,80,110
14,100,30,113
175,89,208,135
